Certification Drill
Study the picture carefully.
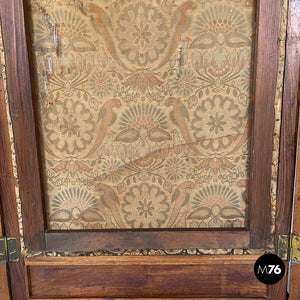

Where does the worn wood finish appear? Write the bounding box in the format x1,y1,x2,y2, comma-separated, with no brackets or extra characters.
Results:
270,0,300,299
0,0,45,252
31,297,270,300
0,203,10,300
46,230,249,251
289,264,300,300
25,255,258,265
0,266,10,300
0,13,28,299
289,49,300,300
32,298,269,300
293,71,300,240
25,256,268,298
248,0,281,248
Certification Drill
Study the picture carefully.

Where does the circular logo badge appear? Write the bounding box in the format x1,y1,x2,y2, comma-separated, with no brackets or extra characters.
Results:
254,254,285,285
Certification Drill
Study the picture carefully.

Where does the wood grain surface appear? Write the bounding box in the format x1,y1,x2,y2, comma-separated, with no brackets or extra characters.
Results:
30,298,269,300
289,264,300,299
270,0,300,298
0,0,46,252
288,8,300,296
0,5,28,297
45,230,250,251
249,0,281,249
25,255,268,298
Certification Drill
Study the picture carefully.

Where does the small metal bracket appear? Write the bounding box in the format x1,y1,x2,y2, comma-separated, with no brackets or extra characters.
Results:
278,234,300,263
278,234,289,261
0,237,19,264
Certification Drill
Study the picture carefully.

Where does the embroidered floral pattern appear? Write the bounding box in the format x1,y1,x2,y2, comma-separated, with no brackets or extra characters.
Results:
116,2,169,66
192,95,242,152
32,9,96,52
171,68,198,96
89,70,115,99
122,183,170,228
164,157,187,181
49,187,104,229
192,4,250,49
27,0,254,230
44,98,95,154
101,158,124,183
188,185,244,228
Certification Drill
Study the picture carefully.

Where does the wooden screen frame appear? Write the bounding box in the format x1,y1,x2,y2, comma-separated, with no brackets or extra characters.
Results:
0,0,299,298
0,0,287,253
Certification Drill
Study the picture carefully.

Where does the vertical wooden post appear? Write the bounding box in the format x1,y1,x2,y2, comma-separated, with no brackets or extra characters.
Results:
271,0,300,298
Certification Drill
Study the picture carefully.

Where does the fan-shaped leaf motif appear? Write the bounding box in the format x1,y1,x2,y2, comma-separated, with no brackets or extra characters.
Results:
114,128,139,142
71,37,97,52
220,207,243,219
187,207,211,220
190,34,216,49
148,128,172,142
33,37,57,52
226,33,251,48
49,210,72,222
81,209,105,222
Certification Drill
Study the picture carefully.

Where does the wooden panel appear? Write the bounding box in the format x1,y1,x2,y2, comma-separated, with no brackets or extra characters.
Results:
0,266,10,300
294,67,300,239
31,298,269,300
26,256,268,298
21,0,280,253
289,264,300,300
0,9,28,298
0,0,45,251
46,230,249,251
249,0,281,248
271,0,300,298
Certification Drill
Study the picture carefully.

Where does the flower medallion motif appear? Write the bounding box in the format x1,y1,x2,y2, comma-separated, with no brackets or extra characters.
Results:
89,70,115,98
192,95,242,152
101,158,124,183
171,68,198,97
116,2,169,66
122,183,170,228
164,157,187,182
44,98,95,154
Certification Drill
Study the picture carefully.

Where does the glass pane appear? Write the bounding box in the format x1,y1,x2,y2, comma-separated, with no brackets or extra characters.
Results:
27,0,255,230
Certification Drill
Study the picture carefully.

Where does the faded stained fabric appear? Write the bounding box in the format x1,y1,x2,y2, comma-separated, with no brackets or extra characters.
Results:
27,0,256,230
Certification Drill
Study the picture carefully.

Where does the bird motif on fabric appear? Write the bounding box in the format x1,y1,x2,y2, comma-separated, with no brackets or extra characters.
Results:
154,1,196,70
167,181,195,227
95,183,125,228
85,99,121,157
165,97,202,156
80,3,130,71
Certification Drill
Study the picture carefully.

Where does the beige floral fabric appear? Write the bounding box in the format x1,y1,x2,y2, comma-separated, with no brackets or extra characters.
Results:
27,0,255,230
